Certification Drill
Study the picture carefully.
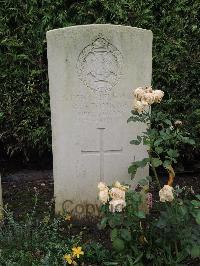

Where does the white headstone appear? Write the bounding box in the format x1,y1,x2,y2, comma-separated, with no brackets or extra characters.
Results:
47,24,152,214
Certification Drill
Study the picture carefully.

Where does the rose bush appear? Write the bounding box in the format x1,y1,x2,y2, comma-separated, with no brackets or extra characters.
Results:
98,86,200,265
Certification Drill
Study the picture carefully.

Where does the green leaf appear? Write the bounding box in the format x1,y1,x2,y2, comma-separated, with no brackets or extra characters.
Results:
143,136,149,145
129,158,149,178
151,158,162,167
108,215,122,228
195,195,200,200
130,136,142,145
188,139,195,145
155,147,163,154
131,110,139,115
137,158,149,168
112,238,125,251
156,217,167,228
127,115,140,123
133,253,143,265
127,256,134,265
127,116,134,123
163,160,171,168
190,245,200,258
110,228,118,241
120,228,131,242
99,217,108,229
146,176,152,182
194,212,200,225
164,119,172,125
138,177,149,186
128,164,138,176
154,139,163,146
180,206,187,216
191,200,200,208
103,262,118,266
130,139,141,145
135,211,145,219
167,149,179,158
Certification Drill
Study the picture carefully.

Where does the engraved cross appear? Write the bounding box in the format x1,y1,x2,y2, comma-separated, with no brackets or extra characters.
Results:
81,128,123,181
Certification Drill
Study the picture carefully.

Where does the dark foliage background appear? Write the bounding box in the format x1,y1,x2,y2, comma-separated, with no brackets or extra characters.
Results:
0,0,199,170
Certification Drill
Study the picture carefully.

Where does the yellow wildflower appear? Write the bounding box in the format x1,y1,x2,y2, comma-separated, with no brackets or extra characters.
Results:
72,246,84,258
63,254,73,264
65,214,72,221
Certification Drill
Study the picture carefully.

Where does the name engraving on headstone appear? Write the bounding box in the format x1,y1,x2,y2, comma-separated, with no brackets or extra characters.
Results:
77,36,123,92
71,93,130,123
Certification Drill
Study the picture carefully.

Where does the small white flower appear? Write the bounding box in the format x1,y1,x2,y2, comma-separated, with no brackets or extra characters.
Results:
174,120,183,126
109,199,126,213
159,185,174,202
190,186,195,194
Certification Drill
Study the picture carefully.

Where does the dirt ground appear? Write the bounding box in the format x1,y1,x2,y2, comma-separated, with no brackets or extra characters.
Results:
1,169,199,238
1,170,110,246
2,169,200,213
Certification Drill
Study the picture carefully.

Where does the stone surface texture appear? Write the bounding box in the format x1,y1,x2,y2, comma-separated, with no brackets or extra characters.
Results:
47,24,152,213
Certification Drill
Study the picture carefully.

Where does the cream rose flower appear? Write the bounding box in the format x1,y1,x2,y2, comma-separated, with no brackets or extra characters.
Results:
153,90,164,103
134,87,145,100
133,100,145,113
98,182,108,191
99,189,109,204
141,100,149,106
141,92,155,105
114,181,129,191
145,86,153,93
109,199,126,213
114,181,121,188
98,182,109,204
159,185,174,202
133,86,164,110
110,187,125,200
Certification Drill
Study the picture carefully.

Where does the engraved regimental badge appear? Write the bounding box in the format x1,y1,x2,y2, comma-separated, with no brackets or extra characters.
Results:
77,36,123,93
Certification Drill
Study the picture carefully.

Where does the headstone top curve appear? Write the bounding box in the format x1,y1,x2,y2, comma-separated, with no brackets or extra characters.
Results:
46,24,153,37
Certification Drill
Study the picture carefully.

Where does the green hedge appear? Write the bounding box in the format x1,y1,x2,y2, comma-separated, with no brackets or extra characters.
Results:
0,0,199,166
